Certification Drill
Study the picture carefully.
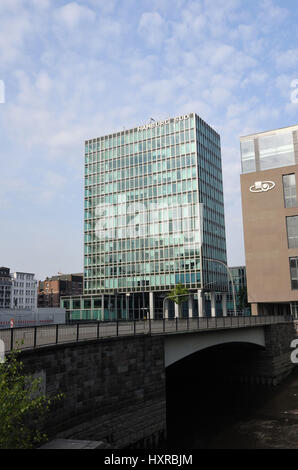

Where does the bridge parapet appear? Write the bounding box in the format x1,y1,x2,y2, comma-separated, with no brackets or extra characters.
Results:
0,315,292,354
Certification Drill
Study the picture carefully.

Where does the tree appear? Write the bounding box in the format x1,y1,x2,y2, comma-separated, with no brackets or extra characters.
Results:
238,285,248,312
0,347,63,449
167,284,189,318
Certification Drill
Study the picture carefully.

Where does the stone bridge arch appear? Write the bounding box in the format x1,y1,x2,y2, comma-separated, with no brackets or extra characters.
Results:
164,327,266,367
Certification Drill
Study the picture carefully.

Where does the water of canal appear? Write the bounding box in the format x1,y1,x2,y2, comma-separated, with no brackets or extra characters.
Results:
166,356,298,449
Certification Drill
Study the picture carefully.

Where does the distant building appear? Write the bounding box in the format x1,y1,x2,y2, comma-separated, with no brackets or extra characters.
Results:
227,266,251,316
0,267,12,309
38,273,83,308
11,272,38,309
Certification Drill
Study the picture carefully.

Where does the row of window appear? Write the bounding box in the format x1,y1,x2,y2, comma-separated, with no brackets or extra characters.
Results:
85,118,196,153
84,272,202,290
86,152,197,182
86,115,219,150
86,166,197,188
13,290,36,296
85,247,201,266
285,173,298,247
283,174,298,291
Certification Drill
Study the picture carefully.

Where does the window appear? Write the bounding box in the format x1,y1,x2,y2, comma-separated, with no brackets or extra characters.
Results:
259,132,294,171
290,258,298,289
291,302,298,318
283,174,297,208
287,216,298,248
240,140,255,173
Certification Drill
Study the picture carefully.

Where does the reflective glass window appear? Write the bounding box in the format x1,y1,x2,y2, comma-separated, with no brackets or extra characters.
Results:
241,140,255,173
259,132,294,171
290,257,298,290
287,216,298,248
283,174,298,208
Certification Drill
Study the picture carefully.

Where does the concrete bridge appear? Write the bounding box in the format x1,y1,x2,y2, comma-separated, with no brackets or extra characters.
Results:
0,315,296,448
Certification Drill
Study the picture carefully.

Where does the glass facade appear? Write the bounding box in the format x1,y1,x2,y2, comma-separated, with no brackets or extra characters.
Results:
84,113,227,296
241,128,297,174
227,266,251,316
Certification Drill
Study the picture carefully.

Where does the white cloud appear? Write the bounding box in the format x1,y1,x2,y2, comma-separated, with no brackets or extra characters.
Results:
54,2,96,29
30,0,50,9
275,48,298,70
138,12,167,47
36,71,52,94
0,15,31,65
260,0,288,22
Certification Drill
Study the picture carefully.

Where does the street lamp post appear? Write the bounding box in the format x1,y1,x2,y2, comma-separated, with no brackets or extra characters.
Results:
162,282,219,319
162,293,191,319
126,293,130,320
202,258,237,316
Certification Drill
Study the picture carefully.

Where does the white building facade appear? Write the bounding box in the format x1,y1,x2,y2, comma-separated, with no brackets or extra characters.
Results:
11,272,38,309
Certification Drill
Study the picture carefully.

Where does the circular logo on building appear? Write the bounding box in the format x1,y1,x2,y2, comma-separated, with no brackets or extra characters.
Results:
249,181,275,193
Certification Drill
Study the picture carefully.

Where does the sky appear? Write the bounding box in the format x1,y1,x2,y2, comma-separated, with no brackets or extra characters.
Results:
1,0,298,280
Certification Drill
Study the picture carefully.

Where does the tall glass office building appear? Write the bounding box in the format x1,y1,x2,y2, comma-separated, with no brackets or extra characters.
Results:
62,113,228,320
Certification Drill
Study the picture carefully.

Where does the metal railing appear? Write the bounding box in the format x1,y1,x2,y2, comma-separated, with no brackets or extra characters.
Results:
0,315,292,353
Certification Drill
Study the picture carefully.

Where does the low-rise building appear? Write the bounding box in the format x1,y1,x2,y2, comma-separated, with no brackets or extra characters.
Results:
38,273,83,308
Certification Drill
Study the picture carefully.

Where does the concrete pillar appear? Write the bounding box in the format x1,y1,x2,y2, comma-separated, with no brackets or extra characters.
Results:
189,295,194,318
125,294,129,320
174,302,179,318
251,303,258,316
164,298,169,319
149,291,154,320
197,289,204,317
222,292,227,317
211,292,216,317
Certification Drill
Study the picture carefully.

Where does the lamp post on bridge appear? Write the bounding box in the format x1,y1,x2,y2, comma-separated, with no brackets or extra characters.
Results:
202,258,237,317
162,273,236,319
162,293,191,319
